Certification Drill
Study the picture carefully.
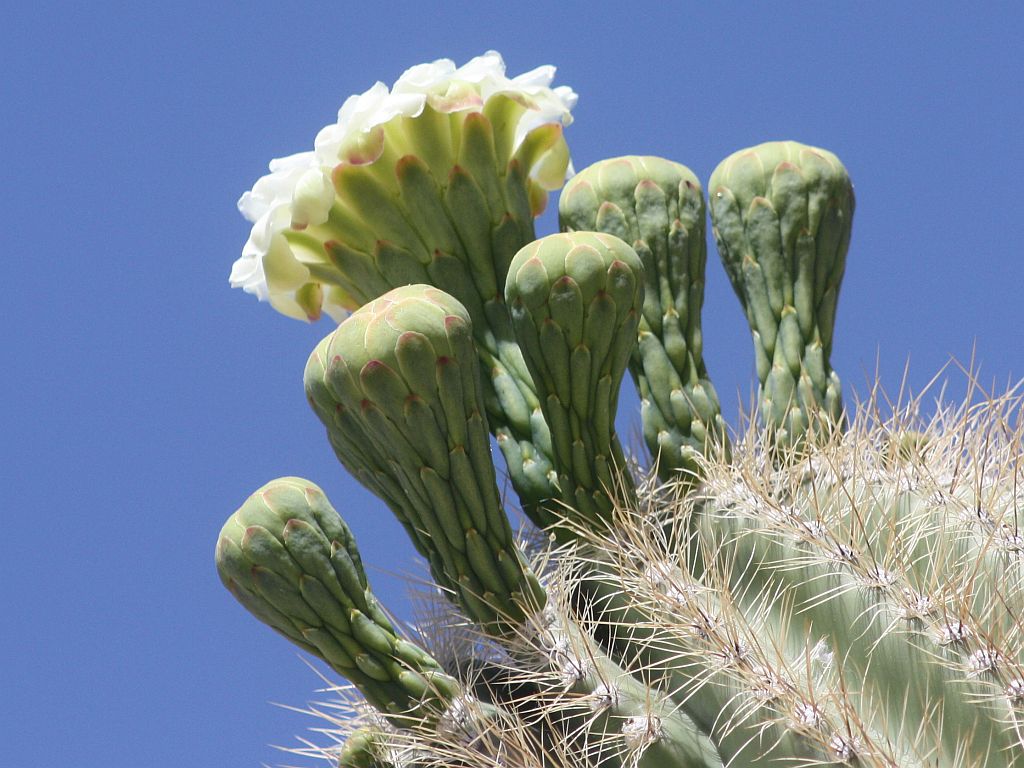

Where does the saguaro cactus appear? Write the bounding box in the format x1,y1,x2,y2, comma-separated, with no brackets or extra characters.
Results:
219,53,1024,768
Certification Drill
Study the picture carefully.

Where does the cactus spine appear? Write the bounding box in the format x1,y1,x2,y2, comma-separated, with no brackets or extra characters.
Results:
221,55,1024,768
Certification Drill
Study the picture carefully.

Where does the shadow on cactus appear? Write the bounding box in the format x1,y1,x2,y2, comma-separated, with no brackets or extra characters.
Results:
219,52,1024,767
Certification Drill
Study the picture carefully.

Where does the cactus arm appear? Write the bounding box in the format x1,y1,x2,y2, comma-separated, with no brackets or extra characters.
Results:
693,464,1023,766
572,502,964,767
573,556,828,766
507,604,725,768
560,156,729,481
616,412,1024,768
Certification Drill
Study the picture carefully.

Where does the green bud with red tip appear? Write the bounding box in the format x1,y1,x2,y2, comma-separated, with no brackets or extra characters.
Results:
506,232,643,528
560,156,729,480
215,477,460,719
304,285,546,630
709,141,853,451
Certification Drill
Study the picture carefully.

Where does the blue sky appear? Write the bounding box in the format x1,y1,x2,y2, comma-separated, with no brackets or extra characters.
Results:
4,2,1023,766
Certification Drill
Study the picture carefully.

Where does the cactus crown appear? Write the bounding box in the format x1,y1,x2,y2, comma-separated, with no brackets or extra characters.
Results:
219,55,1024,768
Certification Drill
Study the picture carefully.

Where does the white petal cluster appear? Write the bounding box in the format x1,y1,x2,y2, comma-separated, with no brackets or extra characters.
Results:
231,151,331,306
314,51,577,165
230,52,577,321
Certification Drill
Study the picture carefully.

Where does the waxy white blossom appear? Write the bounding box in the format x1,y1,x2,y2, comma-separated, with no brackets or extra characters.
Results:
230,52,577,322
230,152,344,321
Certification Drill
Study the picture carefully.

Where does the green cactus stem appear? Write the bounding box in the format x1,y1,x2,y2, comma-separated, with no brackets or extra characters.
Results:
571,552,835,767
560,156,729,481
693,442,1021,765
709,141,853,453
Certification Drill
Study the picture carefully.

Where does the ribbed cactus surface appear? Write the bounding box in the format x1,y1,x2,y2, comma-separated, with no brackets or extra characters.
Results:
220,54,1024,768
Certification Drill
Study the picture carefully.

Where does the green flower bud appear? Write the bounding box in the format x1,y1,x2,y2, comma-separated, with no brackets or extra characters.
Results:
709,141,854,451
561,156,729,480
304,286,546,629
215,477,459,718
506,232,643,526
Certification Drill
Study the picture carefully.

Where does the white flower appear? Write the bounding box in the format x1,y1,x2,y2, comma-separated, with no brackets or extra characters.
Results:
231,51,577,322
236,151,315,223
